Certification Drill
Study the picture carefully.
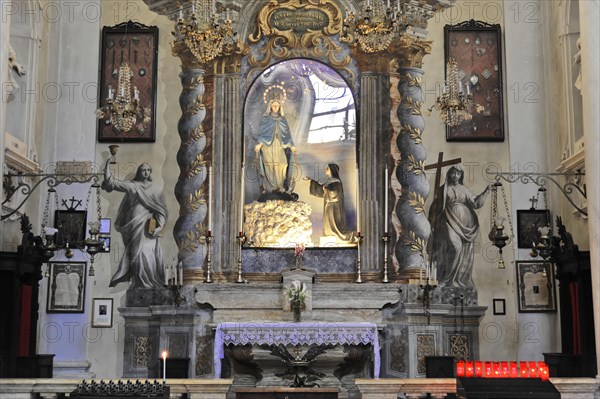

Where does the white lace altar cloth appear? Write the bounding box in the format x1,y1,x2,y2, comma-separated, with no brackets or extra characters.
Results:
214,322,380,378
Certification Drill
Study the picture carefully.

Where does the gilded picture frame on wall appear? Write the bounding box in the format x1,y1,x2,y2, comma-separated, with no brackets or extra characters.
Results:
516,261,557,313
445,20,504,142
97,21,159,143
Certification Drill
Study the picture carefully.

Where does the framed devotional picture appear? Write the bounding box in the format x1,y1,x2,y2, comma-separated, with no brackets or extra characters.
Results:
47,262,86,313
445,20,504,142
54,210,87,248
492,298,506,316
92,298,114,328
97,21,158,142
516,209,551,249
516,261,557,313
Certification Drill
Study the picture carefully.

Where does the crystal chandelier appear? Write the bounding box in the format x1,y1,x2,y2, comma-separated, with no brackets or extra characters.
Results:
96,62,151,133
342,0,434,53
430,57,473,126
342,0,400,53
172,0,237,65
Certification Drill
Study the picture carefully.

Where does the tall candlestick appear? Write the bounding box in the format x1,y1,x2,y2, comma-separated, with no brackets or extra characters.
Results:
208,165,213,230
356,167,360,232
162,351,167,382
164,263,168,285
384,166,389,233
178,261,183,286
240,163,245,233
173,263,177,286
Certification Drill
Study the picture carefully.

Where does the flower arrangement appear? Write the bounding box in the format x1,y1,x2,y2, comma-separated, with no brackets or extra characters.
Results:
285,280,307,321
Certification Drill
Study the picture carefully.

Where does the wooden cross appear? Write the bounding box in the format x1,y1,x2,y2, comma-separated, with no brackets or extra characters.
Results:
424,152,462,253
529,195,538,210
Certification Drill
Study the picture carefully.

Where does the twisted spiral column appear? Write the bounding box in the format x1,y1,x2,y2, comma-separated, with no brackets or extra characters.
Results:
393,66,431,276
174,69,211,282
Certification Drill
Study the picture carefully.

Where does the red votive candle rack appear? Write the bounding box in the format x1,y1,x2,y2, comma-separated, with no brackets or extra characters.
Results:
510,362,518,378
474,361,483,377
484,362,493,377
520,362,529,377
465,361,474,377
456,361,465,377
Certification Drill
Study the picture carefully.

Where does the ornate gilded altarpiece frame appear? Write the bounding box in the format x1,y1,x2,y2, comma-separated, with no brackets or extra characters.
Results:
97,21,159,142
445,20,504,142
246,0,354,85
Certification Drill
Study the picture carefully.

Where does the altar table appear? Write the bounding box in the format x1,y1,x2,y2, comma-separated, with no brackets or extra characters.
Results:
214,322,380,378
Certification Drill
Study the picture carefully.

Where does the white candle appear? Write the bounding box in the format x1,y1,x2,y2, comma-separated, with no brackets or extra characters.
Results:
178,261,183,286
178,8,183,19
397,0,400,12
164,264,168,285
384,166,389,233
162,351,167,382
356,167,360,232
173,263,177,286
208,165,213,231
239,163,245,233
387,0,390,8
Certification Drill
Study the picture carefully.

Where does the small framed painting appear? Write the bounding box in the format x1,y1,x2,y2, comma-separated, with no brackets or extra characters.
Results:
492,298,506,315
92,298,114,328
54,210,87,248
516,209,551,249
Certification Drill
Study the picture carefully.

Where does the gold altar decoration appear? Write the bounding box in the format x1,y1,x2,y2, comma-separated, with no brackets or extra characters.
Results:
247,0,352,79
390,34,432,69
172,0,241,67
342,0,399,53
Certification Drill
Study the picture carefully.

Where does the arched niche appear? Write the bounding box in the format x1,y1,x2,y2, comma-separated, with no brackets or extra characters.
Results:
242,58,358,248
